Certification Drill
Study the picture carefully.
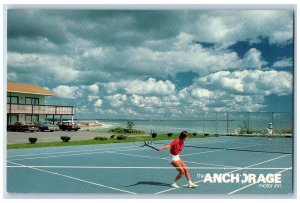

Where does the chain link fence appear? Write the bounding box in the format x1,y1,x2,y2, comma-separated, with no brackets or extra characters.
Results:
198,112,293,135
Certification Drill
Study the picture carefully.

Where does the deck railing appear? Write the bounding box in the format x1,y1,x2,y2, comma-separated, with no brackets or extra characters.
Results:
7,104,74,115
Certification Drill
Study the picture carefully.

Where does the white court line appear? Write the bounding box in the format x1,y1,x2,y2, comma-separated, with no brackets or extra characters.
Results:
7,145,142,158
228,168,292,194
7,137,232,161
7,165,292,170
107,151,237,168
7,161,137,194
7,137,230,159
155,153,291,194
8,145,238,168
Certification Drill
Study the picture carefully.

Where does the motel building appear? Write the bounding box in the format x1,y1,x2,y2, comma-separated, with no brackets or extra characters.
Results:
7,81,75,125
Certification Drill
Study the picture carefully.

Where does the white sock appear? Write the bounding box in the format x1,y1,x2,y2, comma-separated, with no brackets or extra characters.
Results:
188,180,193,184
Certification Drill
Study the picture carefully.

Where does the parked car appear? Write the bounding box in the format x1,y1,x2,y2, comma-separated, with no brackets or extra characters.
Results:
9,121,38,132
35,121,60,132
58,121,80,131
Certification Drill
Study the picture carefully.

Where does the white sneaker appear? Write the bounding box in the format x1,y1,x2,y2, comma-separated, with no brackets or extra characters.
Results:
171,182,180,188
188,182,199,188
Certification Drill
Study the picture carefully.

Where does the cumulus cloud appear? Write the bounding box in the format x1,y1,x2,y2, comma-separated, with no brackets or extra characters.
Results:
52,85,83,99
107,78,175,95
192,10,293,45
88,84,99,95
94,99,103,107
87,95,99,102
238,48,267,70
7,10,294,118
197,70,293,96
191,88,214,98
106,94,127,107
130,95,162,108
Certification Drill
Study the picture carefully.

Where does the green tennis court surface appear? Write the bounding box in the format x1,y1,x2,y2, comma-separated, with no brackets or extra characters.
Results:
6,136,293,195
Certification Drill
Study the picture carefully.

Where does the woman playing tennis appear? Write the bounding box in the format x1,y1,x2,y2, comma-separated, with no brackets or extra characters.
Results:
158,131,198,188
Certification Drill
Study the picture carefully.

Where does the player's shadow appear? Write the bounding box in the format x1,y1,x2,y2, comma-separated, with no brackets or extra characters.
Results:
124,181,170,187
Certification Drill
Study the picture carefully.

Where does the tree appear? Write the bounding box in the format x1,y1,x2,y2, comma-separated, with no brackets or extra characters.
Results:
127,121,134,129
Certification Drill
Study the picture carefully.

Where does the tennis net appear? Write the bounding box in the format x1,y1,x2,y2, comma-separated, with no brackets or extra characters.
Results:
185,135,293,155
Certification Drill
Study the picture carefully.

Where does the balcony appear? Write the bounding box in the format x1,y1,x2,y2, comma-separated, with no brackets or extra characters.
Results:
7,104,74,115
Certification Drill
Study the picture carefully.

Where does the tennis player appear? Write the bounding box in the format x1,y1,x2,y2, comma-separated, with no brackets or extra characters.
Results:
158,131,198,188
268,122,273,140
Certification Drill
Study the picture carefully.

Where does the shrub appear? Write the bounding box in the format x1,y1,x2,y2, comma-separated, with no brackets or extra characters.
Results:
167,133,173,137
204,133,209,136
61,136,71,142
94,136,108,141
29,137,37,144
110,135,116,139
116,135,127,140
192,133,197,136
151,133,157,138
108,127,145,134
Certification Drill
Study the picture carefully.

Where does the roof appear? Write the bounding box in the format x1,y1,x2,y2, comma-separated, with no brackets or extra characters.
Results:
7,82,54,96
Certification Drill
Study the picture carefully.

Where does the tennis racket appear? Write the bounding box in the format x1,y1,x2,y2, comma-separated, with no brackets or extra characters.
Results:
133,137,159,151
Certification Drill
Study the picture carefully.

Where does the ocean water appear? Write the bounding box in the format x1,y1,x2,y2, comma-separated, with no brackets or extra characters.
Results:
80,117,293,135
96,120,211,134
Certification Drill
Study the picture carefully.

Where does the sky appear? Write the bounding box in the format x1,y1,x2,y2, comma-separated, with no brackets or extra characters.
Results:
6,9,294,120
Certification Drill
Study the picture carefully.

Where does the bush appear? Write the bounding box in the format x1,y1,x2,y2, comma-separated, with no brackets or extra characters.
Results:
61,136,71,142
192,133,197,136
204,133,209,136
94,136,108,141
116,135,127,140
151,133,157,138
110,135,116,139
29,137,37,144
108,127,145,134
167,133,173,137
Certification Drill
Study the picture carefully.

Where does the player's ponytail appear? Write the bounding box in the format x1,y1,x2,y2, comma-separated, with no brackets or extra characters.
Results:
179,131,189,139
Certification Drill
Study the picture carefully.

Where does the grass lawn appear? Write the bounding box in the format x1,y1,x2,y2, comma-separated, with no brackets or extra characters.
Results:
7,133,213,149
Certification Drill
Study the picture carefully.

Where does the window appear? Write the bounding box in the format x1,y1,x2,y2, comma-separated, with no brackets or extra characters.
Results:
25,97,39,105
25,115,39,122
7,96,18,104
25,97,32,104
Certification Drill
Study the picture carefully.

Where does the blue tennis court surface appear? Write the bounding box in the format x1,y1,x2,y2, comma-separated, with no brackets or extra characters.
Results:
6,136,293,196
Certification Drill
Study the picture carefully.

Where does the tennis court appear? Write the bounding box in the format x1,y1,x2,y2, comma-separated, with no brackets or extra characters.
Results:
6,135,293,195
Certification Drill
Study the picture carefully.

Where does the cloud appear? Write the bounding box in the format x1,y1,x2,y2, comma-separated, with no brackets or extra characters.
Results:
192,10,293,45
8,52,80,84
52,85,83,99
6,10,294,118
130,95,162,108
106,94,127,107
88,84,99,95
191,88,214,98
107,78,176,95
87,95,99,102
272,58,293,68
197,70,293,96
94,99,103,107
238,48,267,69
